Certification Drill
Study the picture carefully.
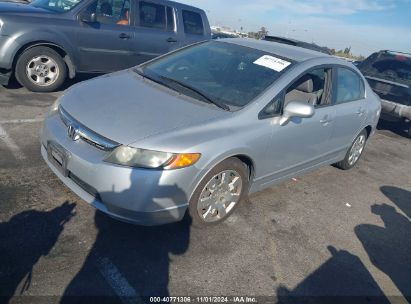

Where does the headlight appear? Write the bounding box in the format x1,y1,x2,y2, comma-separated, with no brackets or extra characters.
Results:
104,145,201,169
48,96,62,116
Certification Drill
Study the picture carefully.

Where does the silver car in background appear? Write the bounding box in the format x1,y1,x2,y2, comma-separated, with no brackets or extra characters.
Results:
41,39,381,226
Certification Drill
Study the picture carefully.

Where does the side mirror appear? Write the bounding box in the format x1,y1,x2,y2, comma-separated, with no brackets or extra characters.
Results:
80,12,96,23
280,101,315,126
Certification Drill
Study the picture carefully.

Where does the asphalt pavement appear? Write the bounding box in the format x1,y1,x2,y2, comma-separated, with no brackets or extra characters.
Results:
0,79,410,304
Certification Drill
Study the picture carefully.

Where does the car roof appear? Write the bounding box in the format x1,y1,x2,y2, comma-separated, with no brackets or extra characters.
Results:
263,36,331,55
220,38,331,62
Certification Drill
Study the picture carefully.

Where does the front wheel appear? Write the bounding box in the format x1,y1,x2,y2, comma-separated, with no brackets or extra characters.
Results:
15,46,67,92
334,129,368,170
188,158,249,226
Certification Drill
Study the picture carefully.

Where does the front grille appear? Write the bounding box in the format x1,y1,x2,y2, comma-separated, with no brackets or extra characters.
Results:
59,106,120,151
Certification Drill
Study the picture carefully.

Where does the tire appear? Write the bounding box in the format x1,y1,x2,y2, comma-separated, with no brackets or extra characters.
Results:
407,123,411,139
188,157,249,227
334,129,368,170
15,46,67,92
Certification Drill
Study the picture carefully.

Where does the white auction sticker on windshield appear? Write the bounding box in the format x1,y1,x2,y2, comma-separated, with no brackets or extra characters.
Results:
253,55,291,72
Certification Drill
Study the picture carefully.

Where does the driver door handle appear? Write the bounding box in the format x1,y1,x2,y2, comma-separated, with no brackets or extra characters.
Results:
320,115,332,126
119,33,131,40
166,37,178,43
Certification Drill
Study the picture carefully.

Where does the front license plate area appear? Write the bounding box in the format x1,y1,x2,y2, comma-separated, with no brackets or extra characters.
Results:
47,142,69,177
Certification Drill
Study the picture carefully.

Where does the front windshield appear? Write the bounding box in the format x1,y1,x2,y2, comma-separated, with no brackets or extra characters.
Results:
30,0,82,12
140,41,293,109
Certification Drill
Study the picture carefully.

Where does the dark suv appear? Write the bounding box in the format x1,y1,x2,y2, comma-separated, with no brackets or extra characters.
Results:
0,0,210,92
359,50,411,138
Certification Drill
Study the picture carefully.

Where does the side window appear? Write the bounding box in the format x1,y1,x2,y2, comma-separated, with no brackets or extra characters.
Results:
259,93,283,119
284,68,329,107
92,0,131,25
336,68,365,104
182,10,204,35
139,1,166,29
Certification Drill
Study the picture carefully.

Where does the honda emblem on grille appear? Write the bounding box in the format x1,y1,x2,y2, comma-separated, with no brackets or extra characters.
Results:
67,125,80,141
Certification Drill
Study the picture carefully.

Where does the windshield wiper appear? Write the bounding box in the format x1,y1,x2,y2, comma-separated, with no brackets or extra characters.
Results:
135,68,230,111
134,67,177,91
158,75,230,111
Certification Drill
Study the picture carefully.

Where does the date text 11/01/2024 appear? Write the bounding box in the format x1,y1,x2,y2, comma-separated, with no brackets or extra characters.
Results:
149,297,258,303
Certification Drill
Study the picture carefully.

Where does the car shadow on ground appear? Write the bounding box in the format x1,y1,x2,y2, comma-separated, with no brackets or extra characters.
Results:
377,120,410,139
0,201,76,303
60,169,192,303
276,186,411,303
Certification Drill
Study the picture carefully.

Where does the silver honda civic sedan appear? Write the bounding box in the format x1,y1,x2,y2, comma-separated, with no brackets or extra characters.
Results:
41,39,381,226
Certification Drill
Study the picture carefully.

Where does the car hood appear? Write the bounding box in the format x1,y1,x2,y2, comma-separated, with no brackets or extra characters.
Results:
0,2,52,14
61,70,228,145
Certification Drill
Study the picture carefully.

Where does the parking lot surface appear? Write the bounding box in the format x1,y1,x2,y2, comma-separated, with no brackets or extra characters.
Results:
0,80,410,303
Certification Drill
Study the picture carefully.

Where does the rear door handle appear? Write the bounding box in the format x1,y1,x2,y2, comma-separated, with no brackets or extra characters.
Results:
119,33,131,39
166,37,178,43
356,109,366,116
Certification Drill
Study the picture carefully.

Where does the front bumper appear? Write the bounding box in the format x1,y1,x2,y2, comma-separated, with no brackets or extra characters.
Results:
41,113,199,226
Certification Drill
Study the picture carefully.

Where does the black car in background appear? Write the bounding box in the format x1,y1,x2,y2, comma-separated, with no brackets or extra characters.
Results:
359,50,411,138
263,35,331,55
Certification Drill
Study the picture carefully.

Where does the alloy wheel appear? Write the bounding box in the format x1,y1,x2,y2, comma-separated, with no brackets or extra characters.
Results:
197,170,243,223
26,56,60,87
348,134,366,166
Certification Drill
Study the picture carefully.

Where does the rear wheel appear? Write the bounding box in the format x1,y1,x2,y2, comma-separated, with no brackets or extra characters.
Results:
15,46,67,92
334,129,368,170
188,158,249,226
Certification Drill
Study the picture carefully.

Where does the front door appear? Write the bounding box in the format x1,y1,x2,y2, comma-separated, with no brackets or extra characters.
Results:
259,67,336,186
76,0,135,72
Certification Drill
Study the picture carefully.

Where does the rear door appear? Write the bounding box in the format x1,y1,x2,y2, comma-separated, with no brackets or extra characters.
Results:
130,0,179,65
76,0,136,72
330,67,368,153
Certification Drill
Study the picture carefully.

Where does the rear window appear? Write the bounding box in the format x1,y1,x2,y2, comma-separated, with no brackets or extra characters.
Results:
336,68,365,104
360,53,411,83
182,10,204,35
371,60,411,81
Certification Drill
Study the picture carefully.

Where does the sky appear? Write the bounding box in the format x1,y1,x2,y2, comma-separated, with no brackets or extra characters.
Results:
179,0,411,56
